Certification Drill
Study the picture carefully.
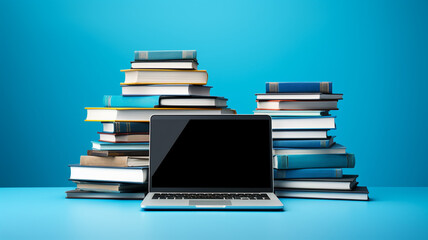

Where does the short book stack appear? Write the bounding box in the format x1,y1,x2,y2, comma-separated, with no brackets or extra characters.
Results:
255,82,369,201
67,50,236,200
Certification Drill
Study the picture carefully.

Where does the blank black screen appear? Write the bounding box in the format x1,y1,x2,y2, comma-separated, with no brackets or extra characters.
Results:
150,116,273,192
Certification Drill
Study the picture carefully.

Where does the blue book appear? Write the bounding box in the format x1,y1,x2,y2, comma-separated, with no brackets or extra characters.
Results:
266,82,332,93
102,122,150,133
91,141,149,151
274,153,355,169
134,50,197,61
104,95,160,108
273,137,335,148
274,168,343,179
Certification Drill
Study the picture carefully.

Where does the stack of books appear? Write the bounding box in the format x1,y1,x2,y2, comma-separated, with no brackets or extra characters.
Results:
67,50,236,200
255,82,369,200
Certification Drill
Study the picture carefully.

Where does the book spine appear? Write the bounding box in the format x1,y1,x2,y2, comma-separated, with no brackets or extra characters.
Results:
274,168,343,179
275,153,355,169
80,155,129,167
273,139,333,148
108,122,150,133
134,50,196,60
266,82,332,93
103,95,160,108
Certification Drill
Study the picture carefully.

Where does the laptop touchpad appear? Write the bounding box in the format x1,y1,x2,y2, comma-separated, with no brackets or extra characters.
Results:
189,200,232,205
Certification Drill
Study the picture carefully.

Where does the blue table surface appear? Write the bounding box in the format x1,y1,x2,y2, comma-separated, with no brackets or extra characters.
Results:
0,187,427,240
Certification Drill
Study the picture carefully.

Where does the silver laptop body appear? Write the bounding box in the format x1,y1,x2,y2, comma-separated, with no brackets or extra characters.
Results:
141,115,284,210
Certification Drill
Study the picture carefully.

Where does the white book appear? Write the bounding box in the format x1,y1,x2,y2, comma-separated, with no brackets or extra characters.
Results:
273,144,346,155
98,132,150,143
121,85,211,96
159,96,228,107
256,93,343,100
131,60,198,70
275,187,369,201
69,165,147,183
254,110,328,116
121,69,207,84
257,100,338,110
272,117,335,130
85,107,236,122
272,130,328,139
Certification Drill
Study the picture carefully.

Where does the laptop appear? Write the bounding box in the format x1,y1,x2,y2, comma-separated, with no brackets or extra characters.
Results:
141,115,284,210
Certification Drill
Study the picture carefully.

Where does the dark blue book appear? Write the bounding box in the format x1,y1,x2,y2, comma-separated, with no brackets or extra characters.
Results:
274,153,355,169
266,82,332,93
102,122,150,133
273,137,335,148
274,168,343,179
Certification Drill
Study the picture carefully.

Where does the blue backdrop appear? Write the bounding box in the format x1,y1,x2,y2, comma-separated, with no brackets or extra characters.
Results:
1,0,427,187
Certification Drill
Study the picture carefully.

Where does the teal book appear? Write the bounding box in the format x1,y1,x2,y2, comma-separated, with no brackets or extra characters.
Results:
134,50,197,61
104,95,160,108
274,168,343,179
274,153,355,169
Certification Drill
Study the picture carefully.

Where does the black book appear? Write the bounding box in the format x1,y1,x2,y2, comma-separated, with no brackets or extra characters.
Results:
87,150,149,157
66,190,146,200
274,175,358,190
275,186,369,201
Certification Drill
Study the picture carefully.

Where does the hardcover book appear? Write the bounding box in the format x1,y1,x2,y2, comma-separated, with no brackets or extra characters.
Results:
121,69,207,85
273,137,335,148
87,150,149,157
104,95,160,108
131,60,198,69
274,175,358,190
80,155,149,167
272,116,336,130
134,50,196,61
274,168,343,179
274,153,355,169
159,96,228,108
66,190,146,200
275,186,369,201
266,82,332,93
73,181,148,193
273,143,346,155
69,164,148,183
256,93,342,100
121,84,211,96
98,132,149,143
102,122,150,133
91,141,149,151
272,130,328,139
86,107,236,122
256,100,338,110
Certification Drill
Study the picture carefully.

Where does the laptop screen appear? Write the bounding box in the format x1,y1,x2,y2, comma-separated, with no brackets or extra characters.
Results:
149,115,273,192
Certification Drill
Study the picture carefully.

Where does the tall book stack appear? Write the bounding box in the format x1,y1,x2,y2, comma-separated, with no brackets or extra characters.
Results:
254,82,369,200
66,50,236,200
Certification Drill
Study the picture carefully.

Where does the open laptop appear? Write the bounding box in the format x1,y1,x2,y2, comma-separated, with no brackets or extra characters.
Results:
141,115,284,210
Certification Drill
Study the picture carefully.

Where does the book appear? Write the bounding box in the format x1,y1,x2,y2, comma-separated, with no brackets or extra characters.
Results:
256,100,338,110
256,93,343,100
121,84,211,96
275,168,343,179
131,60,198,69
275,186,369,201
73,181,148,193
69,164,148,183
104,95,160,108
86,107,236,122
102,122,149,133
274,153,355,169
272,116,336,130
266,82,332,93
159,96,228,108
80,155,149,167
66,190,146,200
121,69,207,85
134,50,196,61
272,130,328,139
91,141,149,151
273,137,335,148
98,132,149,143
254,110,329,117
273,144,346,155
274,175,358,190
87,150,149,157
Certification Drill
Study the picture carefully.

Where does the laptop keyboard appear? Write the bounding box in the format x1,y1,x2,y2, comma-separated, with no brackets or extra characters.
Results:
152,193,270,200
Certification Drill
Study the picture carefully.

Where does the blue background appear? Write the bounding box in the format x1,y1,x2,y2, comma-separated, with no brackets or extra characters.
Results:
1,0,427,187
